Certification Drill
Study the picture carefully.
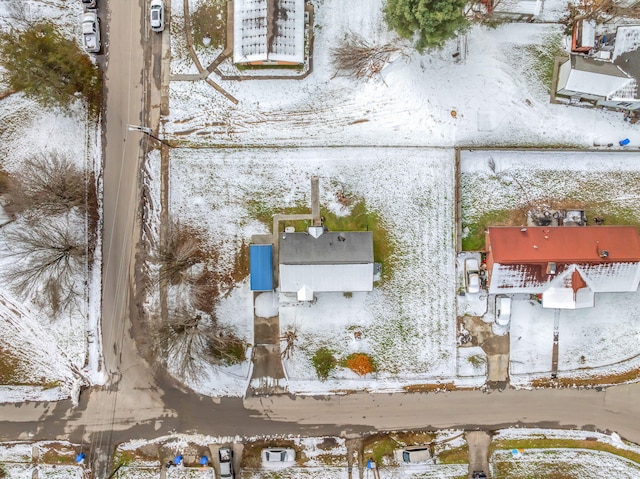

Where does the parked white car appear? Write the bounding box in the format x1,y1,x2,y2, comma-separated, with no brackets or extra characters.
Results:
465,258,480,294
82,12,100,53
495,295,512,327
149,0,165,32
261,448,295,466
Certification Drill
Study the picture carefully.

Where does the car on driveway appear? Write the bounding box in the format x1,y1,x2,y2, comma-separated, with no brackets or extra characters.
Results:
81,12,101,53
218,447,234,478
149,0,165,32
495,295,512,327
82,0,97,9
472,472,487,479
465,258,480,294
394,445,431,463
261,448,295,466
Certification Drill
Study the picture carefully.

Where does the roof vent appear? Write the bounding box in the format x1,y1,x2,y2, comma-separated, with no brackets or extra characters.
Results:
598,249,609,258
546,262,557,275
337,233,346,242
520,228,527,232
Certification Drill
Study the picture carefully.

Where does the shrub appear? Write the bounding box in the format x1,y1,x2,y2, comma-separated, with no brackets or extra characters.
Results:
312,347,337,381
346,353,375,376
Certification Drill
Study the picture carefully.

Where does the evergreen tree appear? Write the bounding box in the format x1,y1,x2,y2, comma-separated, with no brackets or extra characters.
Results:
385,0,469,51
0,22,102,115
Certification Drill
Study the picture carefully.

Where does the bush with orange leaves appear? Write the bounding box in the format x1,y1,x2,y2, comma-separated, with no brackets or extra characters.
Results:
345,353,376,376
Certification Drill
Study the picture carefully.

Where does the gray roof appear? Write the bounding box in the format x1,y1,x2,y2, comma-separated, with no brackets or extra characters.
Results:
279,231,373,265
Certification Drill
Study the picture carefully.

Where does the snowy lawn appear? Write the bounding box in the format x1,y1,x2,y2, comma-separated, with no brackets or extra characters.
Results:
491,428,640,479
165,0,640,149
460,150,640,251
0,440,88,479
169,147,457,392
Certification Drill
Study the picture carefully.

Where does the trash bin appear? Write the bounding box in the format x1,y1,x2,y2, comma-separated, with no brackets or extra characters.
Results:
619,138,630,146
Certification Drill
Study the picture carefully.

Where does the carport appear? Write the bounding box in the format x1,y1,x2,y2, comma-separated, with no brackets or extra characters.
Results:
250,244,273,291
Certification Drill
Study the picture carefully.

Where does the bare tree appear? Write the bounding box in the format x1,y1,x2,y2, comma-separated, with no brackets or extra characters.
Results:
10,152,87,215
158,308,245,379
331,33,402,82
157,221,205,287
2,215,87,313
5,0,34,28
280,328,298,360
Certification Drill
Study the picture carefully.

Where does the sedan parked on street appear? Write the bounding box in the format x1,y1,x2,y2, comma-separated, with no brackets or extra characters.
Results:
218,447,234,478
149,0,165,32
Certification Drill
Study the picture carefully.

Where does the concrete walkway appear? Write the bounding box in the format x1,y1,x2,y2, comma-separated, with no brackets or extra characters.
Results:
248,293,288,396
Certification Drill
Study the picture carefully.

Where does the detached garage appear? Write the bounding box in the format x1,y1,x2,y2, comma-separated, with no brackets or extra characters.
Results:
250,244,273,291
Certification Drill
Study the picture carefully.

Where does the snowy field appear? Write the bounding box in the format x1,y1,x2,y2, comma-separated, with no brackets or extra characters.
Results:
0,440,88,479
460,150,640,227
165,0,640,149
0,0,103,401
169,147,457,392
492,428,640,479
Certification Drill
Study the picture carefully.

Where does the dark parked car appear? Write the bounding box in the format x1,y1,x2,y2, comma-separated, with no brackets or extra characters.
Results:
472,471,487,479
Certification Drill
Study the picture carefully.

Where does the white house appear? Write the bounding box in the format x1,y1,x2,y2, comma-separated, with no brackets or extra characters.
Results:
278,229,374,301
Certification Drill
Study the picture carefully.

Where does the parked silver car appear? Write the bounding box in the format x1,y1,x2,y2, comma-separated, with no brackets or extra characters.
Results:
81,12,100,53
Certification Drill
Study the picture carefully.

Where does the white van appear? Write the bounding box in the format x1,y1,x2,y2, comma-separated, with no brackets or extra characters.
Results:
495,295,511,326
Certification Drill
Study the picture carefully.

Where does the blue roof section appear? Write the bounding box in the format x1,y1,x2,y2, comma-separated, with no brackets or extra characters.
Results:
250,244,273,291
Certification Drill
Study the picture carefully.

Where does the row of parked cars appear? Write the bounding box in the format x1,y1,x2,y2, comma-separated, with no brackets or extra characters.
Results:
80,0,165,54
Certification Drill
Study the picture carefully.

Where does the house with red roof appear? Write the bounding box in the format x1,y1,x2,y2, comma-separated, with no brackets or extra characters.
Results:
485,226,640,309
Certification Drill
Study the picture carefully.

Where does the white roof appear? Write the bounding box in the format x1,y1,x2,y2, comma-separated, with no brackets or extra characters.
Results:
489,262,640,295
297,285,314,301
279,263,373,293
233,0,305,64
565,69,634,99
542,286,594,309
613,25,640,60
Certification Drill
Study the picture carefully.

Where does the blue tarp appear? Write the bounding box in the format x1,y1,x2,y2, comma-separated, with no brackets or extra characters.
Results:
250,244,273,291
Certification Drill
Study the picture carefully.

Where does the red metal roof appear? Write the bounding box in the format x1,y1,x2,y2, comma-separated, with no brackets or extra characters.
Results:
486,226,640,263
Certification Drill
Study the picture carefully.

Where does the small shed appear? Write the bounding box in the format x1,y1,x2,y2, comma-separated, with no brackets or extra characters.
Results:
250,244,273,291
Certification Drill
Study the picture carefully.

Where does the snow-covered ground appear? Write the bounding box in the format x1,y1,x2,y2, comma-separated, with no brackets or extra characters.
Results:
165,0,640,149
0,440,88,479
492,428,640,479
169,147,457,393
0,1,104,402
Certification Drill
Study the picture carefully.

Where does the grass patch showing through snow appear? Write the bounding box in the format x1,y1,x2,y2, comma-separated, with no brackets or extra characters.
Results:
491,438,640,464
524,32,564,92
437,445,469,464
462,208,514,251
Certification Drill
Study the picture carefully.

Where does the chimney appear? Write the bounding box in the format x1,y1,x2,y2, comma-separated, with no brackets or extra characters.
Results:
311,176,321,226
